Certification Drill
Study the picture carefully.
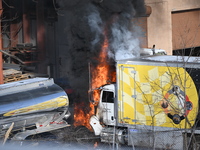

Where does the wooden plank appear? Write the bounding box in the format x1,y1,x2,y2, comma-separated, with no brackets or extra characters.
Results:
4,74,29,83
3,69,22,78
2,122,14,145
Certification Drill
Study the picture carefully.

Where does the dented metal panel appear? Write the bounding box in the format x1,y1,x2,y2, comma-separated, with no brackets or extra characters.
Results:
0,78,70,139
0,78,69,117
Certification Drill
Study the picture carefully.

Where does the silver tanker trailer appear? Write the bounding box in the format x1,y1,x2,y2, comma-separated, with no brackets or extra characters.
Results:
0,77,70,141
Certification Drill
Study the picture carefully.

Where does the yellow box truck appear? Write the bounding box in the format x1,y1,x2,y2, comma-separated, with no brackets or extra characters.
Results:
90,55,200,149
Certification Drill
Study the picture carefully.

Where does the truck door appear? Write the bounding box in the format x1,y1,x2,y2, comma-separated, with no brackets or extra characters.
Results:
118,65,137,124
101,90,115,126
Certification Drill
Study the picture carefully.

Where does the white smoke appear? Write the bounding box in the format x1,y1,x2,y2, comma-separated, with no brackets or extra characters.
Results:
86,4,143,61
109,21,141,60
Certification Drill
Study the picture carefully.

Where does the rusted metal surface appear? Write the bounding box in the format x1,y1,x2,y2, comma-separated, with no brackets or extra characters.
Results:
10,23,20,47
23,0,31,43
36,0,46,74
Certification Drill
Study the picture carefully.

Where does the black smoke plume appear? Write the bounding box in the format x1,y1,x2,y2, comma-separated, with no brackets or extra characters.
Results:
56,0,146,113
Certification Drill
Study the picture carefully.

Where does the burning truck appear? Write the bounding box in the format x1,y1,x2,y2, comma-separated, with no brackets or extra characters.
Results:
89,55,200,149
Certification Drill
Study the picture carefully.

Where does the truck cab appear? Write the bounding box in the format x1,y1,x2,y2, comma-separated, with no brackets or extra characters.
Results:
99,84,115,126
90,84,116,135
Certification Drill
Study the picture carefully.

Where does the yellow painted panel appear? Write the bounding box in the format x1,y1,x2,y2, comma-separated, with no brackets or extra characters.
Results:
4,96,69,116
117,63,198,129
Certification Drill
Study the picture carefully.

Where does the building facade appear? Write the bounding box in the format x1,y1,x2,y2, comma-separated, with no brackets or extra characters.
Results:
145,0,200,55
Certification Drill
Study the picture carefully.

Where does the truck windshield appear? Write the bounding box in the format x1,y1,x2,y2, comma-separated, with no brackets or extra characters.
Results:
102,91,114,103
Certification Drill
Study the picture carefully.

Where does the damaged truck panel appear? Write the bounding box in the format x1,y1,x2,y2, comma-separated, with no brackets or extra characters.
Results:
0,78,70,140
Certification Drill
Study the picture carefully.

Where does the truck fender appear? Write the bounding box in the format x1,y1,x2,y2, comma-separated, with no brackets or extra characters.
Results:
89,115,103,136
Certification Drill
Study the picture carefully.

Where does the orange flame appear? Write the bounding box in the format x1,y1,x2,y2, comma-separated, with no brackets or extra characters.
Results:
74,102,94,130
91,31,110,103
73,29,116,130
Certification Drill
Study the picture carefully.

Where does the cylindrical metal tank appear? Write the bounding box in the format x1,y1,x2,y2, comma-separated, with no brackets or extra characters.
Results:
0,78,70,139
0,78,69,117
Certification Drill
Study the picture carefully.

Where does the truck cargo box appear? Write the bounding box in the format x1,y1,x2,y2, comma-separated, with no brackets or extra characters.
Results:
116,55,200,129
